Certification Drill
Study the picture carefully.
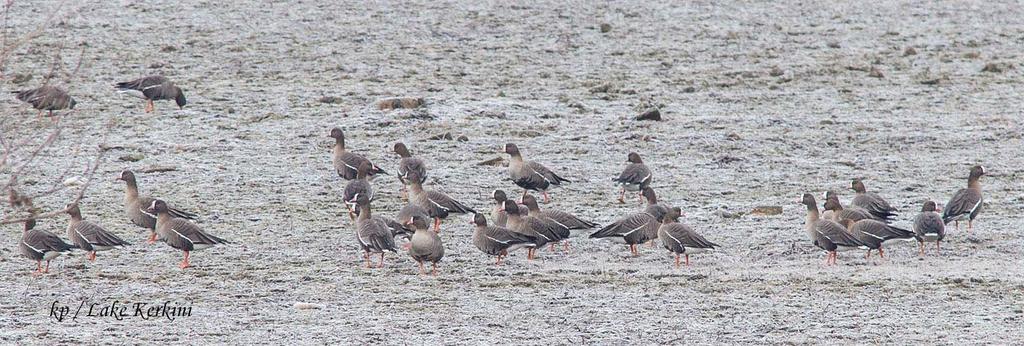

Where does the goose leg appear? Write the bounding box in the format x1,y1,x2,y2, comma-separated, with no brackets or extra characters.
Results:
618,188,625,204
433,218,441,232
968,220,973,231
675,254,681,268
865,249,871,260
495,254,503,265
44,260,52,273
378,253,385,268
146,232,157,244
431,262,438,276
521,190,528,203
954,220,960,231
549,243,556,251
542,191,550,203
936,241,941,254
685,254,690,266
417,261,425,275
563,241,570,253
364,251,373,268
146,100,154,113
89,251,96,262
34,261,42,275
878,247,885,258
918,242,925,256
179,251,191,269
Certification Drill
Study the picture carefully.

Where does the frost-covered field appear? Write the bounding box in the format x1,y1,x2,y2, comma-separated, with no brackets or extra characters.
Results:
2,0,1022,343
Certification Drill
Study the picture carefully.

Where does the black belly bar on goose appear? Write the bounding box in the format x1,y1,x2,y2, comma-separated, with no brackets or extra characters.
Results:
942,165,986,231
612,152,652,204
504,143,570,203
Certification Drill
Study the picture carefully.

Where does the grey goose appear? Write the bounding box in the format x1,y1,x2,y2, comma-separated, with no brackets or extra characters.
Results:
521,193,596,252
351,193,398,267
406,215,444,275
394,142,427,198
115,76,186,112
838,218,914,259
12,85,76,117
503,143,570,203
657,207,719,267
342,161,374,220
117,170,198,244
504,200,560,260
471,213,536,265
65,203,129,262
20,219,76,274
913,201,945,256
612,152,652,204
490,190,509,227
329,128,387,181
148,200,228,269
850,180,898,222
801,193,867,265
942,165,986,231
406,171,475,232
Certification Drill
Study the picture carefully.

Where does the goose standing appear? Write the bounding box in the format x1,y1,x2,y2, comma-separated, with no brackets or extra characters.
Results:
352,194,398,267
394,142,427,198
329,128,386,180
117,170,198,244
801,193,867,265
589,199,660,256
658,207,719,267
850,180,898,222
149,200,228,269
490,190,510,227
839,218,915,259
521,193,596,252
612,152,652,204
20,219,75,274
822,193,876,223
503,143,570,203
504,201,559,260
942,165,986,231
406,172,475,232
471,213,536,265
406,215,444,275
342,161,374,220
114,76,186,112
65,203,129,262
913,201,945,256
11,85,76,118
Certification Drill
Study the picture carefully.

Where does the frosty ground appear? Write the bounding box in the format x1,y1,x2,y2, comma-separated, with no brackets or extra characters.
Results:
1,0,1022,344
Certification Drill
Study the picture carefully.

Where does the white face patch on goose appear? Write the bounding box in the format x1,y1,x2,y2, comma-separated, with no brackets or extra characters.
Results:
140,208,156,218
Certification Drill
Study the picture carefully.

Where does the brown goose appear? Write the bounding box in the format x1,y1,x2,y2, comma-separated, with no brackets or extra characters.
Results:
589,199,660,256
504,200,560,260
503,143,570,203
407,172,475,232
658,207,719,267
342,161,374,220
822,193,876,223
115,76,186,112
20,219,76,274
490,190,510,227
394,142,427,197
406,215,444,275
148,200,228,269
850,180,898,222
329,128,386,181
913,201,945,256
522,193,596,252
839,218,915,259
12,86,76,117
801,194,867,265
471,213,536,265
943,165,986,231
395,203,429,241
612,152,652,204
65,203,129,262
117,170,198,244
352,193,398,267
641,187,670,245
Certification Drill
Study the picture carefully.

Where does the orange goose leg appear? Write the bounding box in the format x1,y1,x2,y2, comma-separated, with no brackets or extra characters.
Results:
549,243,556,251
417,261,425,275
433,218,441,233
431,262,438,276
146,100,154,113
618,188,626,204
364,251,372,268
918,242,925,256
179,251,191,269
146,232,157,244
954,220,960,231
878,247,885,258
675,254,681,268
378,253,385,268
34,261,42,275
542,191,551,203
563,241,571,253
685,254,690,266
44,260,52,273
936,241,941,254
865,249,871,260
88,251,96,262
968,220,973,231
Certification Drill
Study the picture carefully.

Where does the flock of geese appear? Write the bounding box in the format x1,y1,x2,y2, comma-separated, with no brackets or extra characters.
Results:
10,77,989,275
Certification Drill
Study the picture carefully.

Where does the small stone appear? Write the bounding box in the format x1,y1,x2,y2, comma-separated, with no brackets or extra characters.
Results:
293,302,324,310
456,135,469,142
981,62,1012,73
682,86,696,93
599,23,612,33
827,42,841,48
635,108,662,121
868,66,884,78
160,45,177,52
119,153,145,162
318,96,344,104
140,165,178,173
903,47,917,56
750,206,783,216
715,210,744,219
377,97,424,110
725,132,741,141
11,73,32,84
769,66,785,77
429,132,453,140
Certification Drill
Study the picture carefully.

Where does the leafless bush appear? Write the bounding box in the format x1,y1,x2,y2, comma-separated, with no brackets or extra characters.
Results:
1,0,111,225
